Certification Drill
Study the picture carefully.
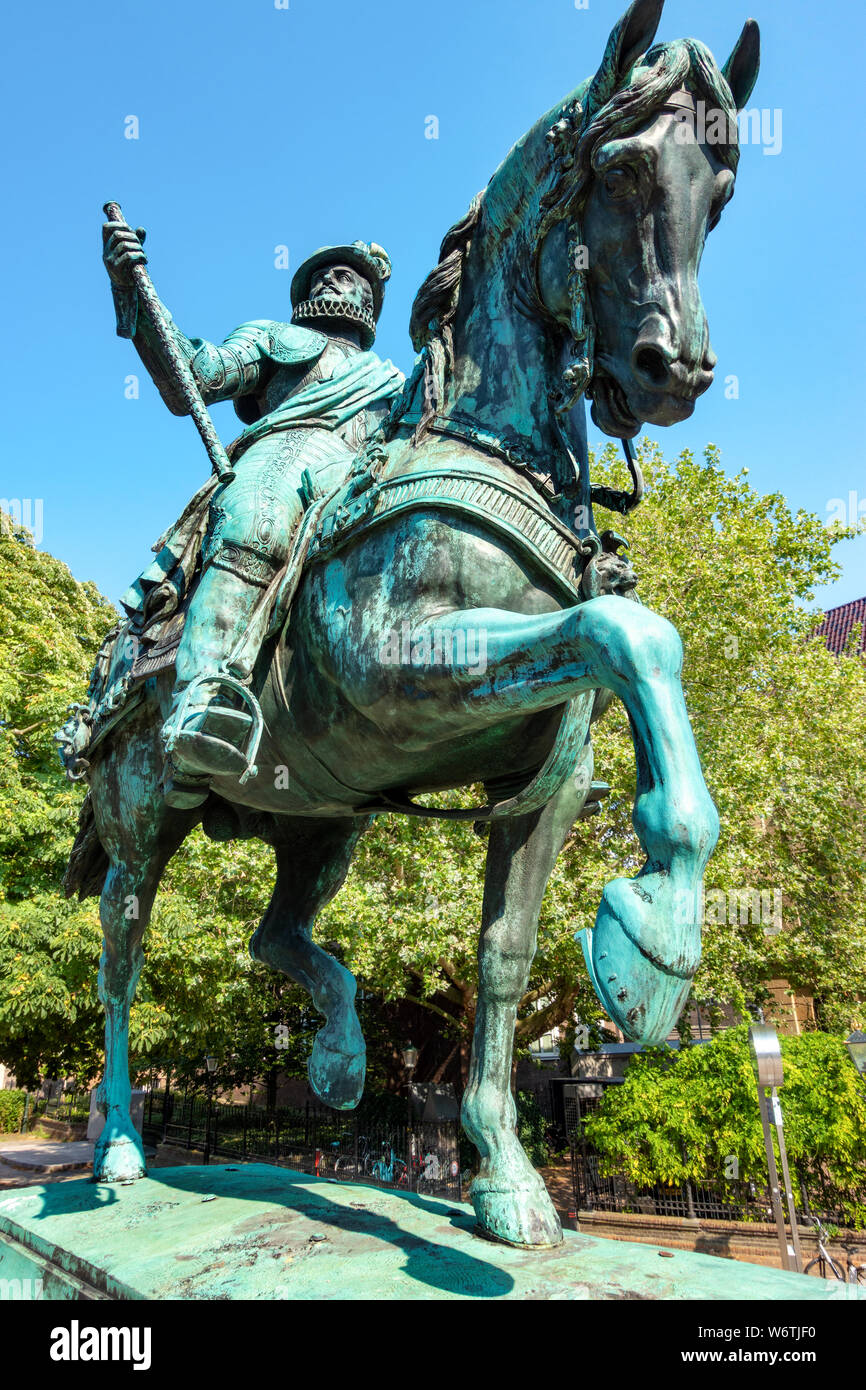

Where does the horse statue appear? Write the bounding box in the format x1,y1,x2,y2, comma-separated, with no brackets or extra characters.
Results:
60,0,760,1247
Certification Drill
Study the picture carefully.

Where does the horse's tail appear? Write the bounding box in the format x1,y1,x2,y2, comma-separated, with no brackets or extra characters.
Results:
63,791,109,900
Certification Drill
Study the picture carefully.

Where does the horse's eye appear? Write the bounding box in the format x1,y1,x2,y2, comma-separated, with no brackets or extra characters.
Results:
603,167,637,199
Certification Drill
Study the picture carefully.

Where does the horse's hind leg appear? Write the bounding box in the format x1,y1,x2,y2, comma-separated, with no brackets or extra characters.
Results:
463,756,593,1248
251,817,370,1110
90,742,199,1182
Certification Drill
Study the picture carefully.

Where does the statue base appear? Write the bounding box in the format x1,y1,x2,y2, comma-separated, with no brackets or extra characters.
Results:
0,1164,857,1301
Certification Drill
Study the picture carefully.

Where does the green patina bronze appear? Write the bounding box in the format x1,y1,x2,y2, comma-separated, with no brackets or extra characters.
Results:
57,0,761,1250
3,1166,858,1302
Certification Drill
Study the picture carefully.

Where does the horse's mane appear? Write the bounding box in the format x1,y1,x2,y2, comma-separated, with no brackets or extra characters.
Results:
384,195,483,444
399,37,741,443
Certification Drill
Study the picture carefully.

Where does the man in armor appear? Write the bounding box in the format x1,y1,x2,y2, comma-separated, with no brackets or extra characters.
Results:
103,220,403,806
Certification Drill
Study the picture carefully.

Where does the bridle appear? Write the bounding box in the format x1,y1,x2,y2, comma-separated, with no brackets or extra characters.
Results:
522,87,709,520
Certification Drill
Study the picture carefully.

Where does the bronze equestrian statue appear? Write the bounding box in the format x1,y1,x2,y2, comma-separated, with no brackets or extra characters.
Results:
59,0,760,1248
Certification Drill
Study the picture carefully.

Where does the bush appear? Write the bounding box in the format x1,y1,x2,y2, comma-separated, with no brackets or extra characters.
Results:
583,1027,866,1228
0,1088,26,1133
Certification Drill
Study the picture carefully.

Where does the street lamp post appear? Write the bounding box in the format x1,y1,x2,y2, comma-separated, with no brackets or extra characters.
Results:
402,1043,419,1192
846,1031,866,1084
748,1025,803,1273
203,1054,218,1165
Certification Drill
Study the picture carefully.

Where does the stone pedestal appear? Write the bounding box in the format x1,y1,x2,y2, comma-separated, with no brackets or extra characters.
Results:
0,1165,861,1301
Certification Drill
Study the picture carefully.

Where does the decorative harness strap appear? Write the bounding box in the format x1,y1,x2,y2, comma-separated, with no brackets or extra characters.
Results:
306,463,586,602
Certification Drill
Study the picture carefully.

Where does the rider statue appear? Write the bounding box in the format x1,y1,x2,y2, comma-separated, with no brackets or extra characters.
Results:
103,220,404,807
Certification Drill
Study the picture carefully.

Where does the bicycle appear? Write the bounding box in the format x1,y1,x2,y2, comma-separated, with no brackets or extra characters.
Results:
333,1133,375,1179
390,1136,444,1191
372,1139,407,1187
315,1133,355,1177
415,1149,445,1190
802,1212,846,1281
800,1185,865,1283
313,1141,340,1177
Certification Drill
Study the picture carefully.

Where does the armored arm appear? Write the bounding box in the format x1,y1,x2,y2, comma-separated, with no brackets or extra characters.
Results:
133,316,269,417
104,222,268,416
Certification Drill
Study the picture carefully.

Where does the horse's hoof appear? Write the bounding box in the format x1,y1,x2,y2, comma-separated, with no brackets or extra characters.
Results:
579,873,699,1043
470,1176,563,1248
93,1133,146,1183
308,1038,366,1111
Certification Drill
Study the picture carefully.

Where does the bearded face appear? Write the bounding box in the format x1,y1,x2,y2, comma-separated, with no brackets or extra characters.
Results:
308,263,374,319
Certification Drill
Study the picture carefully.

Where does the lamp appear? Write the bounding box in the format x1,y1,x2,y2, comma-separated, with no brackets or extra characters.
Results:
748,1024,784,1089
846,1031,866,1077
747,1024,802,1272
203,1055,218,1165
401,1043,419,1190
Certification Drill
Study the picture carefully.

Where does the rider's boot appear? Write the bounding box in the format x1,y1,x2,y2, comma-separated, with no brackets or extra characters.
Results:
160,561,272,808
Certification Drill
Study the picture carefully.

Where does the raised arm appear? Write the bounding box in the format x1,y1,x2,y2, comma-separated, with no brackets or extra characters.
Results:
102,219,267,416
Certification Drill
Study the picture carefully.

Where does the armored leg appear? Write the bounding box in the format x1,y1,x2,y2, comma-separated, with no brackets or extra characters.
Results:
161,435,305,804
162,558,280,793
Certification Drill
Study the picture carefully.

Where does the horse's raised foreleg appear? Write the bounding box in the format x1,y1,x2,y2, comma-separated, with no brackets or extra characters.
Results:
250,817,370,1110
371,595,718,1042
463,756,592,1248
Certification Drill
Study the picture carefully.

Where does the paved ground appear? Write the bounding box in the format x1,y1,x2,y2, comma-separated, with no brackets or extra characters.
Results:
538,1164,573,1217
0,1141,95,1173
0,1135,75,1189
0,1135,166,1188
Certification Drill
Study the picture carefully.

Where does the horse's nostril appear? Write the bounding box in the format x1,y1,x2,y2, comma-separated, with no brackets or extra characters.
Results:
633,345,670,387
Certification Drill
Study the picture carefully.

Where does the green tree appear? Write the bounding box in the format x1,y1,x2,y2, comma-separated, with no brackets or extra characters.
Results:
583,442,866,1033
0,515,117,899
0,516,313,1087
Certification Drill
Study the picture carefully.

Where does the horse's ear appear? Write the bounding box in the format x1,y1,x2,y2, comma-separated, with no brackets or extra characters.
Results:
585,0,665,121
722,19,761,110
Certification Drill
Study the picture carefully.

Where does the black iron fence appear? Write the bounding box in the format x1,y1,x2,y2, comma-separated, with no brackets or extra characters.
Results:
572,1148,777,1221
27,1084,90,1128
142,1086,462,1201
571,1144,866,1229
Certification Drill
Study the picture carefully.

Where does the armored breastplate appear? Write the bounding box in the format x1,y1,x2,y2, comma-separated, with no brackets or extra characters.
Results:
251,339,370,450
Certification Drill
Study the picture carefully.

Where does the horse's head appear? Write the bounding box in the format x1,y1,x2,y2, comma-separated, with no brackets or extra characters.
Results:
533,0,760,437
404,0,760,455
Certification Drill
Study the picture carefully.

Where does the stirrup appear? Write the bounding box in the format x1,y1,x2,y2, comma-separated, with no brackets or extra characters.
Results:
165,673,265,786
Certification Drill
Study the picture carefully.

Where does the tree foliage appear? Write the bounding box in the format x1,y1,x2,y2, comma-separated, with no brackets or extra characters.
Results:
0,517,117,899
585,443,866,1033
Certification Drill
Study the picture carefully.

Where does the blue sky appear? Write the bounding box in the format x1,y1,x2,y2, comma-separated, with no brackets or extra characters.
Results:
3,0,864,611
